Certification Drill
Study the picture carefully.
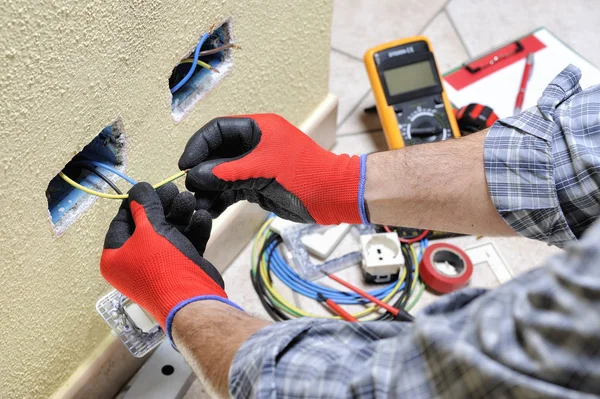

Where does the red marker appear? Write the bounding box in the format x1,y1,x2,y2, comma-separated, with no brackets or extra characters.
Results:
322,271,415,321
317,293,358,322
514,53,534,114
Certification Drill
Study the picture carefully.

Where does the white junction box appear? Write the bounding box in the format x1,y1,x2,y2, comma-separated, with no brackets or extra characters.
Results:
360,232,404,283
301,224,352,259
269,217,352,260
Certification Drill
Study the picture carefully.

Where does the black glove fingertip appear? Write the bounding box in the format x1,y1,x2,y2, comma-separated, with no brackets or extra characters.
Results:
167,191,195,226
156,182,179,214
186,209,213,256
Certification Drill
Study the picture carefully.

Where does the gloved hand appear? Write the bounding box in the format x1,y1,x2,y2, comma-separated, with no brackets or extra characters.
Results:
100,182,241,341
178,114,369,225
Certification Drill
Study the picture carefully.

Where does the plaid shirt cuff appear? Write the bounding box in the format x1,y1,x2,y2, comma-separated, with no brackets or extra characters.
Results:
484,64,593,247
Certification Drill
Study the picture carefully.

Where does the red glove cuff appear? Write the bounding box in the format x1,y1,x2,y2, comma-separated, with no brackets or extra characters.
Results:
294,149,362,225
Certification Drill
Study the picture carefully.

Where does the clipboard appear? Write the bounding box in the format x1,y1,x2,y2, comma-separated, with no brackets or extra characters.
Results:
444,28,600,118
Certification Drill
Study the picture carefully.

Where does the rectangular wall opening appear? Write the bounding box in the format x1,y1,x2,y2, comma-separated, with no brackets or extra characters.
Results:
169,21,235,121
46,120,128,235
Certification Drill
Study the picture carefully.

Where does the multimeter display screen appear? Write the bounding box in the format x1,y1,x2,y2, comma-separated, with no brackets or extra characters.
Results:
383,60,436,96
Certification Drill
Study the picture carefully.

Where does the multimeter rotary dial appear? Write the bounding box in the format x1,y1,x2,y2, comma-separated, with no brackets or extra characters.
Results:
399,105,452,145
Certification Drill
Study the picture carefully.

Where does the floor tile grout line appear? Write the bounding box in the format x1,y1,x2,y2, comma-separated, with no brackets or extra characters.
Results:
337,88,372,128
331,47,363,62
444,7,474,58
417,0,451,35
334,0,457,137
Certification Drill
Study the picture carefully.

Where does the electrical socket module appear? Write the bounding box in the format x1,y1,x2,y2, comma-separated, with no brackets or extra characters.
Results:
96,289,164,357
360,233,404,283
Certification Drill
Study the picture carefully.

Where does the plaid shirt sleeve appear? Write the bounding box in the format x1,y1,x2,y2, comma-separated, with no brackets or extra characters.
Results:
227,66,600,398
485,64,600,247
229,218,600,398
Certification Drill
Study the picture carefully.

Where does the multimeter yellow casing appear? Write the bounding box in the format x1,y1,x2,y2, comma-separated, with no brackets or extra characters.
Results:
364,36,460,149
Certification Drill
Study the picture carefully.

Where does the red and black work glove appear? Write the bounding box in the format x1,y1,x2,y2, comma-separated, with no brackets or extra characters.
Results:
100,182,241,342
178,114,369,225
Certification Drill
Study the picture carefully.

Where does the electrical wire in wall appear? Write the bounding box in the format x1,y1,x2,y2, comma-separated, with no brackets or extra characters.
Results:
58,167,187,200
251,216,429,322
169,25,241,94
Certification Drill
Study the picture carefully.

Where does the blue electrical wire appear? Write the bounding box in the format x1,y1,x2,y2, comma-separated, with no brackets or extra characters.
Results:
75,160,137,185
267,242,402,304
170,32,210,94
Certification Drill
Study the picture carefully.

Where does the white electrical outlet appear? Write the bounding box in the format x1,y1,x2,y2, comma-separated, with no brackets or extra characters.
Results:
301,224,352,259
360,233,404,283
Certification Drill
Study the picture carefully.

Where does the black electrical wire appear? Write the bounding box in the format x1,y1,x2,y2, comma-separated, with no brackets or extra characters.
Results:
251,234,291,322
377,244,416,321
69,162,123,194
399,244,414,310
258,236,292,322
254,235,410,322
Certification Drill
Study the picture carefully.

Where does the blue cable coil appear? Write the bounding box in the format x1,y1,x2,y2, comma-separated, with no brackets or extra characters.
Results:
267,241,405,305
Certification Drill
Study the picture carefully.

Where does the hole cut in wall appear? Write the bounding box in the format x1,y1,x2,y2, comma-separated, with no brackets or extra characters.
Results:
169,21,235,122
46,120,128,235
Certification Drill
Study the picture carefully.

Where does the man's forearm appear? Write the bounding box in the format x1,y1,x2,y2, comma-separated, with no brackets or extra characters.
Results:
365,131,516,236
172,301,270,398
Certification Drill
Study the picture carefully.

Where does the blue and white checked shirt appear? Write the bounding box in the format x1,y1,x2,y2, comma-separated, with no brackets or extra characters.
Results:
229,65,600,398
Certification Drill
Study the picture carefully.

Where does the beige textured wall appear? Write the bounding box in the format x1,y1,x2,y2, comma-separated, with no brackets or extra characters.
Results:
0,1,333,397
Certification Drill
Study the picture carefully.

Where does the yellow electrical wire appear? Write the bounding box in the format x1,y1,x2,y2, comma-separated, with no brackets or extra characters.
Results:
58,170,188,200
409,244,420,294
251,216,275,266
253,218,405,320
179,58,219,72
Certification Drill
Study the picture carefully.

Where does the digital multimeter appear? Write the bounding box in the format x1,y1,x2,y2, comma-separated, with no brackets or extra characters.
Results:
364,36,460,149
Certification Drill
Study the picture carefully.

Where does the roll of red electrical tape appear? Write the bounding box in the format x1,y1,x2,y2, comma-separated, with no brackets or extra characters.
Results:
420,243,473,294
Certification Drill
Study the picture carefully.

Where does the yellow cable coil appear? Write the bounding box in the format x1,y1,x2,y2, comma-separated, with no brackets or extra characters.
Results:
253,218,406,320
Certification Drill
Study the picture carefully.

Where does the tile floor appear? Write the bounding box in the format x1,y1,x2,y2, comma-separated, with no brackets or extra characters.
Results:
183,1,599,396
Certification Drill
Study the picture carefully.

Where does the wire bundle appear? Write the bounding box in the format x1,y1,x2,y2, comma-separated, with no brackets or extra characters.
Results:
58,159,187,200
169,28,240,94
251,216,427,322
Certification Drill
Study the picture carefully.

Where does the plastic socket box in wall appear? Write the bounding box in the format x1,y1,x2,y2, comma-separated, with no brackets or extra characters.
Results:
360,233,404,283
170,22,234,121
46,121,127,234
96,290,164,358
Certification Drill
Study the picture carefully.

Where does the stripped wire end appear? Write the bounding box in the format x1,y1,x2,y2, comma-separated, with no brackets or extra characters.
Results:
209,66,220,73
208,23,215,35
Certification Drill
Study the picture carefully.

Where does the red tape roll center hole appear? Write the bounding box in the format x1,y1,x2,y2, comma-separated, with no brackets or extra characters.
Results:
432,249,466,277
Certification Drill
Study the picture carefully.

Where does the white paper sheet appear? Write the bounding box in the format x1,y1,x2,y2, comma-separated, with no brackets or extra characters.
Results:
444,28,600,118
